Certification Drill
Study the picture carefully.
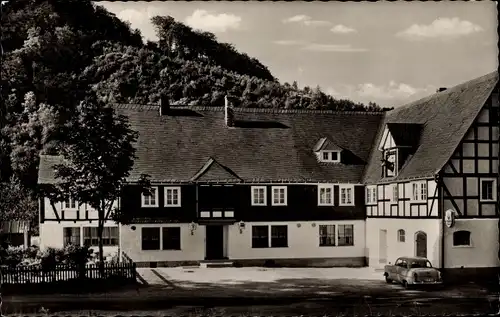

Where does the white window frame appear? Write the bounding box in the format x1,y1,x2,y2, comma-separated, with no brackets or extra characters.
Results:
318,184,334,206
271,186,287,206
62,197,78,210
164,187,181,207
142,186,159,208
391,184,398,203
480,178,497,202
365,186,377,204
411,181,427,202
339,185,355,206
397,229,405,243
251,186,267,206
319,150,340,163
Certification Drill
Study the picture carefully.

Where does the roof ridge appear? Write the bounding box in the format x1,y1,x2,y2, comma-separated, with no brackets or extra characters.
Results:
110,103,386,115
389,70,498,112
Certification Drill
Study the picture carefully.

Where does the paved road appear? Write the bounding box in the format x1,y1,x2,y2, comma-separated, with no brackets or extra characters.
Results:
2,267,498,315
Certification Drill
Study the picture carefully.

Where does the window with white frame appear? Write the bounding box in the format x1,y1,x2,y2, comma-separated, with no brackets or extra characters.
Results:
480,179,496,202
366,186,377,204
318,185,334,206
319,225,336,246
165,187,181,207
63,197,77,210
391,184,398,203
251,186,267,206
397,229,405,242
338,224,354,246
142,187,159,207
411,181,427,202
63,227,81,247
83,227,119,246
272,186,287,206
339,185,354,206
320,151,340,163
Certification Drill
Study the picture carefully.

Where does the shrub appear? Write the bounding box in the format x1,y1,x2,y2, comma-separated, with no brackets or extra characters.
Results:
63,244,92,267
39,247,65,270
23,245,40,259
1,246,25,267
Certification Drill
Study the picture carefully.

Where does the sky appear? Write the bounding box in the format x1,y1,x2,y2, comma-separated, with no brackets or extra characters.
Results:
99,1,498,108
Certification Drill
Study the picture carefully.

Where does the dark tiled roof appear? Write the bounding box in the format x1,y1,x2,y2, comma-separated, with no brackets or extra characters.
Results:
313,137,344,152
38,155,66,184
386,123,422,147
38,107,383,184
190,157,243,182
363,71,498,184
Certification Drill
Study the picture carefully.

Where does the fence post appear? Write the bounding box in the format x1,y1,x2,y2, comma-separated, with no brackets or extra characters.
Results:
132,263,137,281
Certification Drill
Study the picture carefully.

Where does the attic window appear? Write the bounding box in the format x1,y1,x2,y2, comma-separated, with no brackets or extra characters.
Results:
320,151,340,163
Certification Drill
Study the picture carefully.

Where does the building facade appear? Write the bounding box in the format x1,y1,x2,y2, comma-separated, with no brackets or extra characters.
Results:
37,71,500,274
363,71,500,278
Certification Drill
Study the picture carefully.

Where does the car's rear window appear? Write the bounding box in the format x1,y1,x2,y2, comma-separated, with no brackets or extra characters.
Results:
410,260,432,268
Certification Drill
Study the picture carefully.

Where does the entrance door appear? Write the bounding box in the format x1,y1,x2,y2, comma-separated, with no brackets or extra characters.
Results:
415,231,427,258
379,229,388,264
205,225,224,260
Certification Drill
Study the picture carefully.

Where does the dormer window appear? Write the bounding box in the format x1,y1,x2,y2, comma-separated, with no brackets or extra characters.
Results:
378,123,422,178
320,151,340,163
313,137,343,163
382,149,397,177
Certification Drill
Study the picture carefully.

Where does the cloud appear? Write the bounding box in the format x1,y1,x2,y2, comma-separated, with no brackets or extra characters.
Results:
355,81,434,101
273,40,366,53
273,40,306,46
283,15,331,27
396,17,484,40
185,9,242,32
115,7,163,41
302,44,367,53
283,15,310,23
325,87,343,98
331,25,357,34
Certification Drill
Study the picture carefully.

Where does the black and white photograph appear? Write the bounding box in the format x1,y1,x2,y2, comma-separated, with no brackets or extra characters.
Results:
0,0,499,316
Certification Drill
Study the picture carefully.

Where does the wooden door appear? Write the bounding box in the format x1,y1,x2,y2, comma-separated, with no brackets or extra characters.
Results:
415,231,427,258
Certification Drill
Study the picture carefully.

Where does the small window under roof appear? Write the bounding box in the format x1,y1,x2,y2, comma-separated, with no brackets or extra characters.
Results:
314,137,343,163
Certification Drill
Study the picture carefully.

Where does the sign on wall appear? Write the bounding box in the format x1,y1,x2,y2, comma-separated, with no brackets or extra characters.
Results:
444,209,455,228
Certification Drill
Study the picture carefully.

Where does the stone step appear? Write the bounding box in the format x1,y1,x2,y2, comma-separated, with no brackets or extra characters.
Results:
200,261,234,268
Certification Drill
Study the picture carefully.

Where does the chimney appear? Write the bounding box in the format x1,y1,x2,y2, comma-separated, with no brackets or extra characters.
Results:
224,95,235,127
436,87,447,93
159,94,169,116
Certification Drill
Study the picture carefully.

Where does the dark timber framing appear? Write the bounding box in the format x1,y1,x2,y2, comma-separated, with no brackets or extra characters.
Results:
367,179,439,219
440,95,499,218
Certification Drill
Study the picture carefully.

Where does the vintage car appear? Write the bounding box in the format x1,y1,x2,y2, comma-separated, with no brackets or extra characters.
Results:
383,256,443,288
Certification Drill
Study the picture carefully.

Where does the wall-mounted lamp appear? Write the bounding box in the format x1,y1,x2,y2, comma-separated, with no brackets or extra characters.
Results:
131,226,136,231
238,221,246,234
189,222,198,235
297,223,301,228
311,223,316,228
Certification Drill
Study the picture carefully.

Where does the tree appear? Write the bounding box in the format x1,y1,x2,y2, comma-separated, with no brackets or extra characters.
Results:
0,176,38,247
42,93,150,271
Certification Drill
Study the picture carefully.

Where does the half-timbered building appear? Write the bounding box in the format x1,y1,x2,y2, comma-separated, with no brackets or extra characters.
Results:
37,70,499,273
38,97,383,267
38,155,121,257
363,71,499,277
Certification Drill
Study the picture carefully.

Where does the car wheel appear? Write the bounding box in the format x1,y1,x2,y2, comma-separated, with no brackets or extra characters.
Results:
385,276,393,284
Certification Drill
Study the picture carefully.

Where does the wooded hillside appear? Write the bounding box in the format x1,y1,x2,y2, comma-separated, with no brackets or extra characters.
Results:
0,0,388,226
